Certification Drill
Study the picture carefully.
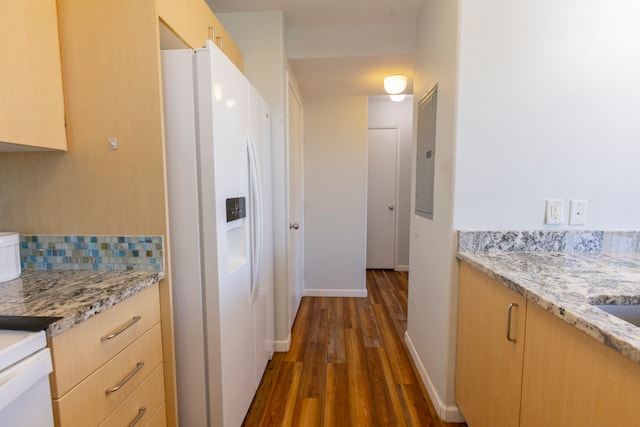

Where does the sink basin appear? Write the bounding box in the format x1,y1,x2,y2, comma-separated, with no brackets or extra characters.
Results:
594,305,640,327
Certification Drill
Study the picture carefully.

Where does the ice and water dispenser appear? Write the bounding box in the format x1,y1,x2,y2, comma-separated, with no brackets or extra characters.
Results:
225,197,247,272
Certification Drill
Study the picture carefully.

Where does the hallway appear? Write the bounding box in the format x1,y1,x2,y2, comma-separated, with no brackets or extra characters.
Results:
243,270,466,426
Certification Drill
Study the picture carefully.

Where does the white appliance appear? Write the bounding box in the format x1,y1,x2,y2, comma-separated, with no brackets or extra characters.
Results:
162,41,274,427
0,330,54,427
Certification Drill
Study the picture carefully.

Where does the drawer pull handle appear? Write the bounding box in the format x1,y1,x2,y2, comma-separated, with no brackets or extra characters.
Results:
506,303,518,342
101,315,141,341
105,361,144,394
129,407,147,427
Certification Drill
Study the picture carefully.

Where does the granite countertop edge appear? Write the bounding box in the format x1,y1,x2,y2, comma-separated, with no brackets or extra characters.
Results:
0,270,165,338
457,251,640,364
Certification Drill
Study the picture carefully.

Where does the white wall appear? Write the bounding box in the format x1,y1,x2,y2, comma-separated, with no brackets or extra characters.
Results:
368,96,414,269
304,96,369,296
215,11,293,345
405,0,461,422
454,0,640,229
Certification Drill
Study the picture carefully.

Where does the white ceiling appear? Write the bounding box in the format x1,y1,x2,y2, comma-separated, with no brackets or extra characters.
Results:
206,0,423,96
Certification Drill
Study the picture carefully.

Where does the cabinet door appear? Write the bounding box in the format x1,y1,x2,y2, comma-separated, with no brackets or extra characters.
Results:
521,302,640,427
0,0,66,150
156,0,244,70
456,262,527,426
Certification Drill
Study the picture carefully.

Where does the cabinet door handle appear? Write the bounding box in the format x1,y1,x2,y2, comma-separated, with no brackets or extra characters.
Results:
506,303,518,342
105,361,144,394
129,407,147,427
101,315,141,341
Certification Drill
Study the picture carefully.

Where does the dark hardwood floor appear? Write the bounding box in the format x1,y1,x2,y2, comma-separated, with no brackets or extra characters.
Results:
243,269,466,426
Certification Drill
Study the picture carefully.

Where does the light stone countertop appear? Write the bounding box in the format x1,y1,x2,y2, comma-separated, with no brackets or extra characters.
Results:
457,251,640,363
0,269,164,337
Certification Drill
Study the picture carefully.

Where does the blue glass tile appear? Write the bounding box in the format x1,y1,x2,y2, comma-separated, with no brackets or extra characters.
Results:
19,234,164,271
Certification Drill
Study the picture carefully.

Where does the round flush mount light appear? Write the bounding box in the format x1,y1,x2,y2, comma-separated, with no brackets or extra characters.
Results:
383,74,408,95
389,94,406,102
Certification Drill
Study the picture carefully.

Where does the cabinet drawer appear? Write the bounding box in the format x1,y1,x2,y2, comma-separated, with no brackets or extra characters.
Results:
99,364,165,427
49,284,160,397
146,403,167,427
53,323,163,426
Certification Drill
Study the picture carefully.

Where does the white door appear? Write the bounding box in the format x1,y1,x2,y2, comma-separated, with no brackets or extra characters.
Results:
287,74,304,330
366,127,398,269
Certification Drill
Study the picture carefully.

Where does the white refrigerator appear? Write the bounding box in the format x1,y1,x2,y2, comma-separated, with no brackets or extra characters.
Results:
162,40,274,427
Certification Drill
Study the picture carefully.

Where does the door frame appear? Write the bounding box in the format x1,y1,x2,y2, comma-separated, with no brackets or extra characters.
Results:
367,126,401,270
278,70,304,351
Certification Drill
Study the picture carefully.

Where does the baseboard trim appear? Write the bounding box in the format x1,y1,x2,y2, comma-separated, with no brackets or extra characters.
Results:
404,331,466,423
303,288,368,298
395,265,409,272
274,333,291,352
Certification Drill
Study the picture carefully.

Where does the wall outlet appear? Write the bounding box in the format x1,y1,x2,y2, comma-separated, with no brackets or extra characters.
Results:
545,199,563,224
569,200,587,225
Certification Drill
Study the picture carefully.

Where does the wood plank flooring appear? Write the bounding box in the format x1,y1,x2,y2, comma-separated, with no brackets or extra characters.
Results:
243,269,467,427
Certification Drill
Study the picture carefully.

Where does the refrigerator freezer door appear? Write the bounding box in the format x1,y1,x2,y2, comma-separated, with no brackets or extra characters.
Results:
196,42,256,427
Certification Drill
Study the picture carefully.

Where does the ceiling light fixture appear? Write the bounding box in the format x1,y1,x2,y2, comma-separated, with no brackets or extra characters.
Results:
389,94,406,102
383,74,408,95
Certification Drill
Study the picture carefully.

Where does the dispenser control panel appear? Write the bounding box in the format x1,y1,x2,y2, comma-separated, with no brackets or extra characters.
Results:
226,197,246,222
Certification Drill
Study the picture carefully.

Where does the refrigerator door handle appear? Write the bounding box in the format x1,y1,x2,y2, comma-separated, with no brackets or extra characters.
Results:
247,134,263,304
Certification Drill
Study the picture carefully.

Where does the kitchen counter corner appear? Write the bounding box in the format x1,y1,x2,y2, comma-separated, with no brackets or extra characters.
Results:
0,269,164,337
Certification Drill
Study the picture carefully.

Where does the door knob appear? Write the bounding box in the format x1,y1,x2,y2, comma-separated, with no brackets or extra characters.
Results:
289,222,299,230
388,205,395,211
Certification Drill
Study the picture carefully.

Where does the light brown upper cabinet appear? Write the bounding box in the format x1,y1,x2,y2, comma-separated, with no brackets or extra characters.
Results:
157,0,243,70
0,0,67,151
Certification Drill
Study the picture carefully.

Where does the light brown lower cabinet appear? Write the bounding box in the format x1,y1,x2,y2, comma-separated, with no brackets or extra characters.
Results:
457,261,640,427
456,261,527,427
520,302,640,427
48,284,166,426
146,404,168,427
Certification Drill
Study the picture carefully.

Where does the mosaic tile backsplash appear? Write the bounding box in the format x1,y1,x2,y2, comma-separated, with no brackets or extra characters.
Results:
458,230,640,253
20,235,164,271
